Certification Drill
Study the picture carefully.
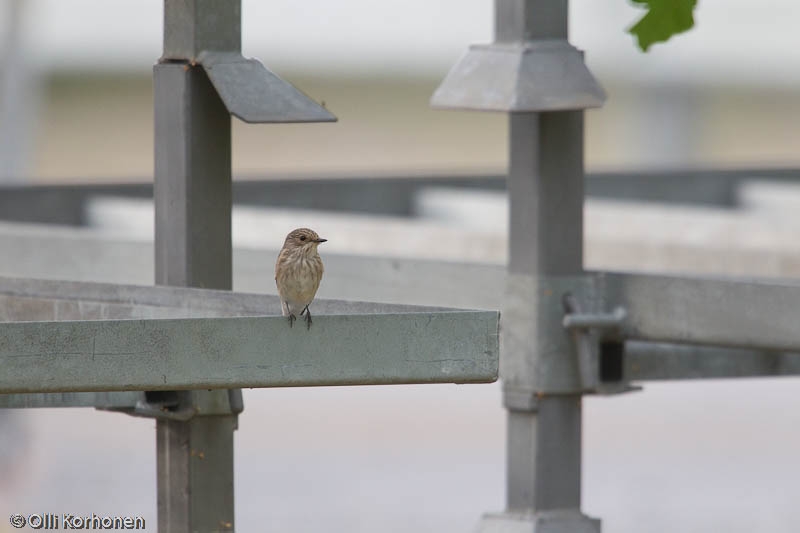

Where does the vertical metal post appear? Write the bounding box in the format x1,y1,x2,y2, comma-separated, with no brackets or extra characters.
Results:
505,111,585,512
498,3,599,530
431,0,604,530
154,2,240,531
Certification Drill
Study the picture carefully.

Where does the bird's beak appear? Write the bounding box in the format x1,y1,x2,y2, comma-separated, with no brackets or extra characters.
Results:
315,238,327,243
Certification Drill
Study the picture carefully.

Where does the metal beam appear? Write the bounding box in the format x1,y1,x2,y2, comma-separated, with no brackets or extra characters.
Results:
0,275,454,321
603,272,800,353
0,275,495,408
623,341,800,381
4,168,800,227
0,392,143,408
0,311,499,394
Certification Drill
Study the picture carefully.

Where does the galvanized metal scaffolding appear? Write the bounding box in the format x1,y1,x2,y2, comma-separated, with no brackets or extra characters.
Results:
432,0,800,531
3,0,800,531
0,2,501,532
154,2,335,529
434,1,605,530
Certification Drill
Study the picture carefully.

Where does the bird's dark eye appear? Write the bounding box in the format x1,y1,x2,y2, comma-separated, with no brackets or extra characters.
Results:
300,235,306,241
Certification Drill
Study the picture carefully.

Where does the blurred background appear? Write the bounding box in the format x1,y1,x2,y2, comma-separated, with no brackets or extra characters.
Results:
1,0,799,532
1,0,799,181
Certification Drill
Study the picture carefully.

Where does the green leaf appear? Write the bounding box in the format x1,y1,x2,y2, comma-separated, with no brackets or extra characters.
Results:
628,0,697,52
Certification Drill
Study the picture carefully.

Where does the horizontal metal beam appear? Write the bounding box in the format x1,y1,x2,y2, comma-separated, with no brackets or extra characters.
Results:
0,311,498,394
0,276,494,407
603,272,800,353
0,275,453,322
3,169,800,227
623,341,800,381
0,391,143,408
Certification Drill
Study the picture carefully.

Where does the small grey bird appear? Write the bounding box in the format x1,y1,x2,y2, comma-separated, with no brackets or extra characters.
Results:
275,228,326,329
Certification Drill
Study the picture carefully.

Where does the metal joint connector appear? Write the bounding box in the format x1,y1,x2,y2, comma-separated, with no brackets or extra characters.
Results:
562,306,627,330
562,293,637,395
100,390,243,421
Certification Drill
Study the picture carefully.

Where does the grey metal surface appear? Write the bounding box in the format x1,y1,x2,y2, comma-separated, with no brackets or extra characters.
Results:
156,4,239,527
603,272,800,352
623,341,800,381
433,1,604,529
8,235,800,363
0,275,453,319
503,113,588,394
0,310,498,394
508,113,585,276
200,51,336,123
495,0,568,42
506,399,582,510
501,270,800,391
0,225,506,309
434,0,605,114
161,0,332,125
431,42,605,112
162,0,241,60
154,63,232,290
563,307,627,330
0,392,143,408
500,111,589,521
504,274,594,394
476,510,600,533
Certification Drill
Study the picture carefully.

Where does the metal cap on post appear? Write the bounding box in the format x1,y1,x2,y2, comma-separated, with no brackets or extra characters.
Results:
431,0,605,112
432,1,605,531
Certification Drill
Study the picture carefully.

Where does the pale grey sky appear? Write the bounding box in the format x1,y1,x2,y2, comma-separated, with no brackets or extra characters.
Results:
3,0,800,85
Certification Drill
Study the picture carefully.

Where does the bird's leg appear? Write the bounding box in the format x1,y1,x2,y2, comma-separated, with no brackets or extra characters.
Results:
302,305,312,330
281,300,297,328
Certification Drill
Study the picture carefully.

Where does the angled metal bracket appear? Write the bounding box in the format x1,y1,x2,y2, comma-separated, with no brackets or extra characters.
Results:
196,51,336,123
160,0,335,124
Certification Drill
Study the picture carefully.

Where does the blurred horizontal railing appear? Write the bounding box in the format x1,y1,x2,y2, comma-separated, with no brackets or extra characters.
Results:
1,167,798,226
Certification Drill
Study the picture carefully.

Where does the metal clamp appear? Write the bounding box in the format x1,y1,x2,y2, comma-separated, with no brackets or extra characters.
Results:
562,294,637,394
100,390,243,421
129,400,197,422
562,306,627,330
